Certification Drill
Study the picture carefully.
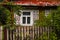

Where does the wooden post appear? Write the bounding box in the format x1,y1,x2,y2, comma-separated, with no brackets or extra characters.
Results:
11,9,14,28
10,7,14,40
3,27,7,40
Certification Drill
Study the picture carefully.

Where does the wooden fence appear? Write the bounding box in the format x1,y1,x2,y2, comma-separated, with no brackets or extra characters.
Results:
4,26,53,40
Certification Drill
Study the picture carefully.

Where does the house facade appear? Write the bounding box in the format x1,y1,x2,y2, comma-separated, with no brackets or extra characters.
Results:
2,0,60,40
14,0,60,26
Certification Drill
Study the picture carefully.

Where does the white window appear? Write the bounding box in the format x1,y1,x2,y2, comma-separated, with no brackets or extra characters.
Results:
20,10,33,26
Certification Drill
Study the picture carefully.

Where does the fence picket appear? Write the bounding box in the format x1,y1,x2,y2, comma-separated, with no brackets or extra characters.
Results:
6,26,53,40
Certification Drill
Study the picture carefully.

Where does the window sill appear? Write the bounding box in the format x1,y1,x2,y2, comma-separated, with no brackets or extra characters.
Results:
20,24,33,26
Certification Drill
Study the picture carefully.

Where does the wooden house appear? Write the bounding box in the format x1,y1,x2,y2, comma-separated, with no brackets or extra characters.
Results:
2,0,60,40
12,0,60,26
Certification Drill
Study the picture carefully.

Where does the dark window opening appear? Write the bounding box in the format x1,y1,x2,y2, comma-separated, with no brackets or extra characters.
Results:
23,12,30,15
22,17,26,24
27,17,30,24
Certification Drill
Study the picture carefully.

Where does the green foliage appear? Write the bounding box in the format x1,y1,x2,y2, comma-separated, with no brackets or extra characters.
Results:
34,9,59,40
35,10,52,27
49,32,57,40
11,5,22,16
35,11,46,26
52,7,60,29
34,32,57,40
51,7,60,39
0,6,11,25
0,5,22,29
39,32,48,40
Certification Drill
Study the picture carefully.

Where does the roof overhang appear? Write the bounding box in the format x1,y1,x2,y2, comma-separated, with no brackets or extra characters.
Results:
14,1,60,6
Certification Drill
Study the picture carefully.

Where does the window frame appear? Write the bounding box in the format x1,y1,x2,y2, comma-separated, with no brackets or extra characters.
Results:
20,10,33,26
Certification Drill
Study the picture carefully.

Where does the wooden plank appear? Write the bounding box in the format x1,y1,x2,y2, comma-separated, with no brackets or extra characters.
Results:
4,27,7,40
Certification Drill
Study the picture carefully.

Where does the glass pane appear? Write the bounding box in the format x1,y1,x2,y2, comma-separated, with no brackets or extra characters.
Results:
22,17,26,24
27,17,30,24
23,12,30,15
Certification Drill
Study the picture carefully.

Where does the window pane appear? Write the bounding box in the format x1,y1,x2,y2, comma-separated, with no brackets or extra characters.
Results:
23,12,30,15
22,17,26,24
27,17,30,24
